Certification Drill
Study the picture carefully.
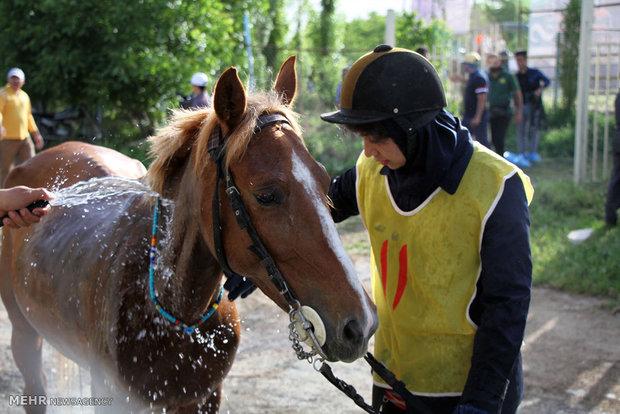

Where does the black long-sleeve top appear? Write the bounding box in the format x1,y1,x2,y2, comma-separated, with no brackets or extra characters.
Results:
329,111,532,413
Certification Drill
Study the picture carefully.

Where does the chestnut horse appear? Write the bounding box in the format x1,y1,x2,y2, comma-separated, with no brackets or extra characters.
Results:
0,57,377,413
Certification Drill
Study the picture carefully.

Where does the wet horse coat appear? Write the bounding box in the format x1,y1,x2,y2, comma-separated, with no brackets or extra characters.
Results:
0,57,377,413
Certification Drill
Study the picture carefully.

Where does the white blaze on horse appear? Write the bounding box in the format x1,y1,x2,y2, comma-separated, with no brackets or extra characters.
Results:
0,57,377,413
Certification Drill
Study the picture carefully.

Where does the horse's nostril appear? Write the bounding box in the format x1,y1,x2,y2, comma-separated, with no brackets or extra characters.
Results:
343,319,364,345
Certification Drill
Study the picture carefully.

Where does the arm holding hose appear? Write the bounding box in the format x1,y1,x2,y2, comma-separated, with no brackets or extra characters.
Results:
0,186,53,228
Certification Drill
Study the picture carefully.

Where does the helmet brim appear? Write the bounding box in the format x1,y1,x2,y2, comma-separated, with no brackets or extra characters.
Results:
320,108,392,125
321,108,441,129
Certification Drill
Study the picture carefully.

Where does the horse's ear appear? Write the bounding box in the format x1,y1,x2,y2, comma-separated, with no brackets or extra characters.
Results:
273,56,297,106
214,67,247,132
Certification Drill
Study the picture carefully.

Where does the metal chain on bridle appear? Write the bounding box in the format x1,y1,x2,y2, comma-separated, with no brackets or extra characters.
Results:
208,113,431,414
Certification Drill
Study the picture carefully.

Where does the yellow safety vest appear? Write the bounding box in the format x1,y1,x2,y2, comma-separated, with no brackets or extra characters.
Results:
356,142,533,395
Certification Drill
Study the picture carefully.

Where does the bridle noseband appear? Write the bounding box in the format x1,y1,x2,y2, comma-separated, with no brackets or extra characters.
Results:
208,113,327,361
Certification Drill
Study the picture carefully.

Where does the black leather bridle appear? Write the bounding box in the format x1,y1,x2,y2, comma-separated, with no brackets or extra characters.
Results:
206,113,430,414
207,113,301,308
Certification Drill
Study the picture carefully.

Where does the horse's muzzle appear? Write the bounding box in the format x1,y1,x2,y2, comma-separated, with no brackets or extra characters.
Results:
324,314,378,363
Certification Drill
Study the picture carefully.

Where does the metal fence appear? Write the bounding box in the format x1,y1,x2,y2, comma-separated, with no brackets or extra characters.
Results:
586,41,620,181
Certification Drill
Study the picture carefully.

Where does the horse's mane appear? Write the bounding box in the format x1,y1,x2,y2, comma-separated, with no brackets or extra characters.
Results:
147,91,302,194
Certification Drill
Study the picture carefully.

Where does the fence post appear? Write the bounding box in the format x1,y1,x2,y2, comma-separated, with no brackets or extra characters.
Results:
384,9,396,47
593,44,600,181
603,41,612,178
574,0,595,183
554,33,561,110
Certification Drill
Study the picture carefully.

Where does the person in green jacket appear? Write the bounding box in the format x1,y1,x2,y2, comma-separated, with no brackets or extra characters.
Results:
486,53,523,158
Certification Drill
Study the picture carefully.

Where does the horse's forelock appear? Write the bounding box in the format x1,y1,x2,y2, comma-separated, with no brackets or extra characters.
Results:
146,92,303,195
194,91,303,174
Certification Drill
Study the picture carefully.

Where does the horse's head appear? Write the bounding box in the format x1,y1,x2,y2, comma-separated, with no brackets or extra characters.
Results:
202,58,377,362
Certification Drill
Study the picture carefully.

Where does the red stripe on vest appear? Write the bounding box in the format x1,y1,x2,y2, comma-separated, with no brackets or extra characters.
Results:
393,244,408,310
380,240,388,298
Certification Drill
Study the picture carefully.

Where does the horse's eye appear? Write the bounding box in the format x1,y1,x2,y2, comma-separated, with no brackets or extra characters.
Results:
254,190,280,206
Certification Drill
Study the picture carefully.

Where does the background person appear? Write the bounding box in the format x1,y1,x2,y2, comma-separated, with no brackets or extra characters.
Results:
180,72,211,109
515,50,550,165
460,52,490,148
415,46,430,60
0,186,52,228
486,53,523,158
0,68,44,187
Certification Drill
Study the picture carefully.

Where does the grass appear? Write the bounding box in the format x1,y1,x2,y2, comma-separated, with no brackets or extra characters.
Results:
528,159,620,304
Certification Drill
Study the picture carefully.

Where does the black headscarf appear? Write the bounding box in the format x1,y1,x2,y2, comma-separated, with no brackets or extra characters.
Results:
383,110,472,211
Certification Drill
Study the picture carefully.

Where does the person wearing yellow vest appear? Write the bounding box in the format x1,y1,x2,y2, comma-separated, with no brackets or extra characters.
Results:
321,46,534,414
0,68,44,187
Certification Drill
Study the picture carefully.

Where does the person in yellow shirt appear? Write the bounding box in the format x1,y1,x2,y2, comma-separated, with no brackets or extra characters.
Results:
0,68,44,187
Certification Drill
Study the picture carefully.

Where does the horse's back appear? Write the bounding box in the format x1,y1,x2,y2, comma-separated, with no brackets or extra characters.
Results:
4,141,146,189
1,141,148,362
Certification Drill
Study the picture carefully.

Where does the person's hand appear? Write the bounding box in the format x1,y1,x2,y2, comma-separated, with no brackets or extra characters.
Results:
223,274,257,300
514,110,523,124
0,126,5,138
471,116,481,128
453,404,488,414
534,88,543,97
32,131,44,150
0,186,54,229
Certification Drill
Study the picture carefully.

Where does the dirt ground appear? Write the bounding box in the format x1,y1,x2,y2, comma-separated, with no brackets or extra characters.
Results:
0,254,618,413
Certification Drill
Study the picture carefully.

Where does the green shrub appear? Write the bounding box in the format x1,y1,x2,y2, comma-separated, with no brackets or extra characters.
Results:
539,125,574,158
544,106,574,130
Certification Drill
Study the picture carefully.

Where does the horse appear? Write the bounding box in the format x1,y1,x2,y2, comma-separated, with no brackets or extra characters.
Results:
0,56,378,413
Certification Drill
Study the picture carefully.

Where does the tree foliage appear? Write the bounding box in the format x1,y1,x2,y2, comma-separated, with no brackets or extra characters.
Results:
0,0,453,155
559,0,580,112
264,0,286,76
0,0,262,137
340,12,385,56
305,0,341,105
396,13,451,58
476,0,531,51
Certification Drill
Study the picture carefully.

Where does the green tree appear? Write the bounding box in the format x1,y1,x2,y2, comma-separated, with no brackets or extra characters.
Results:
396,12,451,63
476,0,531,51
559,0,580,112
306,0,343,105
341,12,385,57
0,0,263,140
340,11,451,66
263,0,286,79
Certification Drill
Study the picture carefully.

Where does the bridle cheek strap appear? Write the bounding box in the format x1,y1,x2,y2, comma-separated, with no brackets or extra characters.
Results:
207,114,298,306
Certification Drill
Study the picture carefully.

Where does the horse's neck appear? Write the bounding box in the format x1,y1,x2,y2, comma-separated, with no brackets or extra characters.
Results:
156,162,221,322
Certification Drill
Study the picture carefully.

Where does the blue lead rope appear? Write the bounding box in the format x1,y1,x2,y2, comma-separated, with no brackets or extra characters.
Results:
149,198,224,335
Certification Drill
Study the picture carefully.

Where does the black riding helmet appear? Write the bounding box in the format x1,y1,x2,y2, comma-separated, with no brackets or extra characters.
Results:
321,45,446,130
